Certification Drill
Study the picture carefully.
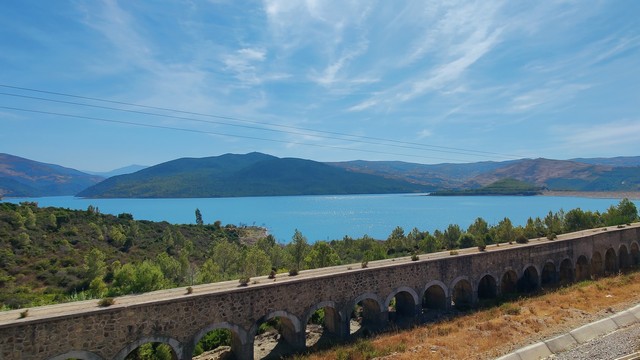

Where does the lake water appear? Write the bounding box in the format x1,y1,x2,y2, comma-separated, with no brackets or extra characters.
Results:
3,194,635,243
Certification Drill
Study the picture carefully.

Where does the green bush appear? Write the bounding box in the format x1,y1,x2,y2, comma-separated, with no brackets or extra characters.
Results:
98,297,115,307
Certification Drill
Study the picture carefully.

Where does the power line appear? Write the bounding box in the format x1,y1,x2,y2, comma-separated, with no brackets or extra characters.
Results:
0,84,523,160
0,105,475,162
0,91,503,159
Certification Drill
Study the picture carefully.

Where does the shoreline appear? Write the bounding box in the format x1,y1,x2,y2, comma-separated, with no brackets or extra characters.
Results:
541,191,640,200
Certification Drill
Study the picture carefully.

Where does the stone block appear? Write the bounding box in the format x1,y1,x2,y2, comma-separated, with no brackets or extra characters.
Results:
514,342,552,360
570,317,618,343
544,333,577,353
494,352,522,360
610,310,638,328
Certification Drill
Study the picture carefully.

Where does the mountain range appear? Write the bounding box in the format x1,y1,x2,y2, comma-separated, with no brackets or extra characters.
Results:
1,152,639,198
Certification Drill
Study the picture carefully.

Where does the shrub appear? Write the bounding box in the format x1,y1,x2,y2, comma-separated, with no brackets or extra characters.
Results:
268,269,276,279
478,244,487,252
19,309,28,319
411,254,419,261
515,234,529,244
361,261,368,268
238,277,250,286
98,297,115,307
449,250,459,255
547,232,557,240
186,286,193,295
288,268,299,276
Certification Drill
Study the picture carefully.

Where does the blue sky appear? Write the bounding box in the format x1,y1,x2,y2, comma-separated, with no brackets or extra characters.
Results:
1,0,639,172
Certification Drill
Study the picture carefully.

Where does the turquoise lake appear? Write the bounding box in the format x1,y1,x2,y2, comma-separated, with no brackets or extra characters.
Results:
3,195,636,243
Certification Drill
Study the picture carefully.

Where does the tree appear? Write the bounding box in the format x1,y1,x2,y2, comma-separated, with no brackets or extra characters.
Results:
458,232,476,249
109,225,126,248
195,208,203,226
495,217,514,243
443,224,462,250
156,252,181,285
386,226,407,254
467,217,489,239
84,248,106,281
197,259,221,284
288,229,309,271
603,198,638,226
211,241,240,279
419,233,439,253
242,247,271,277
305,241,340,269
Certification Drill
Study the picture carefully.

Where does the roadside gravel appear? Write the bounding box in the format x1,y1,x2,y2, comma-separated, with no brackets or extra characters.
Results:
548,323,640,360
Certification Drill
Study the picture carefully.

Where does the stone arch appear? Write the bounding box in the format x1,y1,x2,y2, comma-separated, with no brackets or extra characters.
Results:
422,280,448,312
114,336,182,360
500,269,518,296
575,255,590,281
631,242,640,267
385,286,419,321
477,273,498,300
518,264,540,293
559,258,574,286
619,244,631,270
450,276,473,310
302,300,343,348
190,322,248,359
251,310,304,358
541,261,557,286
48,351,104,360
591,251,604,278
605,248,618,275
348,292,385,335
251,309,302,338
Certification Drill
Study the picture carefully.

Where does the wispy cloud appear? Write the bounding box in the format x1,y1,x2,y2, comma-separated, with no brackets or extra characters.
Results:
556,120,640,150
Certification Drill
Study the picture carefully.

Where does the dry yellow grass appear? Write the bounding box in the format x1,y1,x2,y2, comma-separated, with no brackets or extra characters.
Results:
300,271,640,360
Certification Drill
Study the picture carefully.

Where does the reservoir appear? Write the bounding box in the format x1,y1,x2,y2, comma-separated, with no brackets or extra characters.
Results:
3,194,635,243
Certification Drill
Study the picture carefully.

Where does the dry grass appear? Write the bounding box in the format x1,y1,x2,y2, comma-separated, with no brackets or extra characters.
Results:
301,271,640,360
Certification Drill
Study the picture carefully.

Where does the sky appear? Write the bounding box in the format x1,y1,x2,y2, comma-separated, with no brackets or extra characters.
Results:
1,0,639,172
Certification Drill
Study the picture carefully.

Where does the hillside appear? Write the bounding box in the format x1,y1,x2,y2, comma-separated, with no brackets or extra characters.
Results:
77,153,431,198
0,153,103,197
430,178,544,196
469,158,640,191
330,158,640,192
327,160,512,188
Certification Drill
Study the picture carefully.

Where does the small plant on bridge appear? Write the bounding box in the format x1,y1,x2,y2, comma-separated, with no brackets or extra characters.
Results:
515,234,529,244
288,268,299,276
361,260,368,268
98,297,115,307
185,286,193,295
238,277,250,286
449,250,459,255
547,232,557,240
19,309,28,319
411,253,419,261
268,268,276,279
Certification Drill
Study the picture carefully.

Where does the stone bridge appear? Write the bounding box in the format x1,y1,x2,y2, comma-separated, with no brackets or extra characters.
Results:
1,224,639,360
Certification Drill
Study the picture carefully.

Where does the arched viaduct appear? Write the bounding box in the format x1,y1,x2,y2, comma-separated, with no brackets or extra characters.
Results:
1,224,639,360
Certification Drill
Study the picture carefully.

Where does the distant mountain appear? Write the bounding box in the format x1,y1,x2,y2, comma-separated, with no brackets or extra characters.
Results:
327,160,515,188
329,157,640,192
0,153,104,197
77,152,431,198
468,158,640,191
84,165,148,178
570,156,640,167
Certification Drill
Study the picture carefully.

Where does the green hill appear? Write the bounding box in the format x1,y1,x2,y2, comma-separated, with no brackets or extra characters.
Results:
430,178,544,196
77,152,431,198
